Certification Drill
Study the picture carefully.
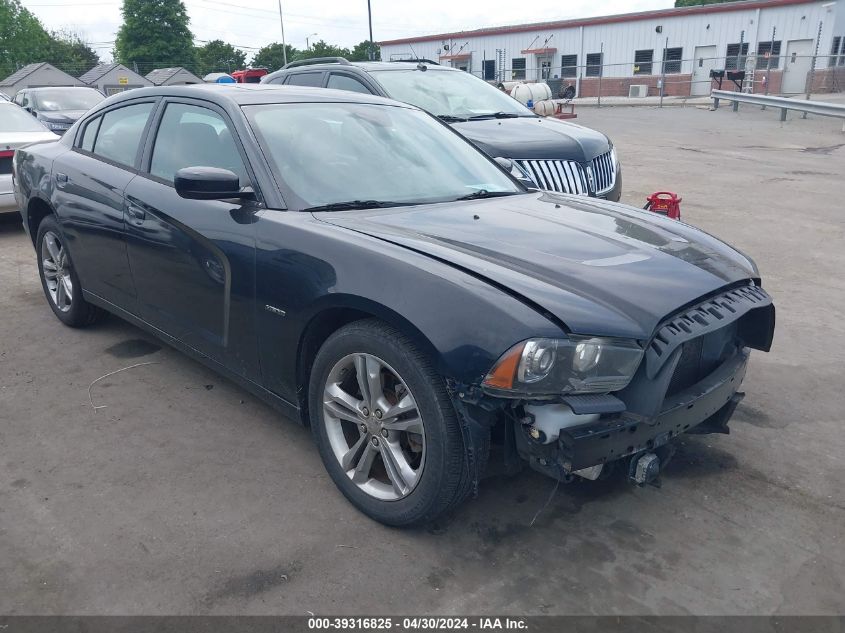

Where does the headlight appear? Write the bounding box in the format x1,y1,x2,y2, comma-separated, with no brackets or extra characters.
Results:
483,336,643,398
45,121,69,131
610,145,618,169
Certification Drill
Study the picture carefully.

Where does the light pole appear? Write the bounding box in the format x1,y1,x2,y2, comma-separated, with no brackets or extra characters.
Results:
367,0,374,60
306,33,318,50
277,0,287,66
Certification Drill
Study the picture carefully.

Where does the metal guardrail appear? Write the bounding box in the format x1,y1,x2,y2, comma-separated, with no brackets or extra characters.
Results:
711,89,845,122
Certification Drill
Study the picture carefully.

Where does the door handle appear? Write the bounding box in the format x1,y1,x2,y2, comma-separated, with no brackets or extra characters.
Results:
56,172,68,188
126,201,146,224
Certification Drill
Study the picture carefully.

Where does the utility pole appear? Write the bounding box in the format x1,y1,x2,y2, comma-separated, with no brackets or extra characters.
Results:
367,0,375,61
278,0,287,66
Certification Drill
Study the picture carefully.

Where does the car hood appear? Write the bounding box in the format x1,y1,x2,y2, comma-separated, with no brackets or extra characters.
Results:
315,193,759,340
37,110,87,123
451,117,611,162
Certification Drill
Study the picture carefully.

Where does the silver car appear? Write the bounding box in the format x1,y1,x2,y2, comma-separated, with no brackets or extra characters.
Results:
1,101,58,214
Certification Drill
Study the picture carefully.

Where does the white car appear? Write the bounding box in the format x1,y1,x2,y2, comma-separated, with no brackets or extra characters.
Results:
1,101,58,214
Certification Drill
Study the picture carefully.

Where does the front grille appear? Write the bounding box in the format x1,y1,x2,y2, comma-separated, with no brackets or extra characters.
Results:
591,150,616,195
514,159,588,195
667,337,704,396
666,323,738,397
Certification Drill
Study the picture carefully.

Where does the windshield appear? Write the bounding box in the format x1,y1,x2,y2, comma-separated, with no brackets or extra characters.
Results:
244,103,523,209
369,69,534,119
33,89,104,112
1,105,50,133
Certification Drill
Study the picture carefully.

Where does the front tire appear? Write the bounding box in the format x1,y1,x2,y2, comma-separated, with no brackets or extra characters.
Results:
36,215,103,327
309,319,470,526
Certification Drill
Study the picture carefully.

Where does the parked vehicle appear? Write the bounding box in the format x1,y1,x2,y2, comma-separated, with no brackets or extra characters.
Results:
231,68,268,83
14,85,774,526
13,87,105,135
1,101,58,214
263,59,621,201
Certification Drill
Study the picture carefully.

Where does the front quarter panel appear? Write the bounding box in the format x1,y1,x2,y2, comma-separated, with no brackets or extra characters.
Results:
252,211,563,405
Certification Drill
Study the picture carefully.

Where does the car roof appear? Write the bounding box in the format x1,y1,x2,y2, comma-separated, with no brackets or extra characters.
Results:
94,83,417,108
265,61,456,78
24,86,102,92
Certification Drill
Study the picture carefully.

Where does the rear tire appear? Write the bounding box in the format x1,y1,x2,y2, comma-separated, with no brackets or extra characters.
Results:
36,215,103,328
309,319,470,526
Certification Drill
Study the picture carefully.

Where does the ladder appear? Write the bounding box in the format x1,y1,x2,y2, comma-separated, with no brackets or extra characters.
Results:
742,55,756,93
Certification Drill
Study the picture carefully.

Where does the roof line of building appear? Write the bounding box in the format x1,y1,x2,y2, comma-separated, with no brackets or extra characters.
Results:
378,0,819,46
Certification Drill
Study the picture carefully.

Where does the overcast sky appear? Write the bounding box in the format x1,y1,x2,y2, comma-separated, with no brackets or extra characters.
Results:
22,0,673,62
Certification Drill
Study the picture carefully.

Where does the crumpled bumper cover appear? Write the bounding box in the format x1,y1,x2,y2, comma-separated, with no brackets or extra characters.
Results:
558,348,748,472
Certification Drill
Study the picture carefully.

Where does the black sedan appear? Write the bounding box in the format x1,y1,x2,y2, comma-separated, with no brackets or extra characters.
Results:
13,85,774,526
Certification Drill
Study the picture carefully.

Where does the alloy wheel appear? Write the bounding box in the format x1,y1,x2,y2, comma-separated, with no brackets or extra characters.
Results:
42,231,73,313
322,353,426,501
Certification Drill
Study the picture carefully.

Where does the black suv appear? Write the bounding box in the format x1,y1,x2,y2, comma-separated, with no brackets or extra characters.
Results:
13,87,105,135
262,58,621,201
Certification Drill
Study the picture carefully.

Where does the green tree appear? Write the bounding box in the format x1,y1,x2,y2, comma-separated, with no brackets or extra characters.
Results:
114,0,195,73
196,39,246,75
251,43,299,71
349,40,380,62
0,0,52,78
298,39,351,61
47,29,100,76
674,0,744,6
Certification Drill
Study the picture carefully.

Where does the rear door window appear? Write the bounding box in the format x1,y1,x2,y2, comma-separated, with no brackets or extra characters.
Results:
326,73,373,94
92,102,155,168
79,116,102,152
285,72,324,87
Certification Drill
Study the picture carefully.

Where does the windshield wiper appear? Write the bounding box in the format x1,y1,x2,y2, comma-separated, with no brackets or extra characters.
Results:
454,190,522,201
436,114,469,122
303,200,404,212
466,112,520,120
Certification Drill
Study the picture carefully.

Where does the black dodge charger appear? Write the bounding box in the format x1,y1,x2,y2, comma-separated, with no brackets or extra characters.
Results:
13,85,775,526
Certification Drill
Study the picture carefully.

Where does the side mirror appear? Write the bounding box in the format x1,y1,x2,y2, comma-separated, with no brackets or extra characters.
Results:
175,166,241,200
494,157,536,189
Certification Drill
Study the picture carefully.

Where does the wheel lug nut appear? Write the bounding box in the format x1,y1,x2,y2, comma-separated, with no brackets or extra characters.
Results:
371,437,380,447
374,409,382,419
381,429,388,438
360,423,367,433
362,407,370,417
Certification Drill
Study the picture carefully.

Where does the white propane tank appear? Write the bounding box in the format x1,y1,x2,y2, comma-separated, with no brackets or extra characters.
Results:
532,99,557,117
511,82,552,106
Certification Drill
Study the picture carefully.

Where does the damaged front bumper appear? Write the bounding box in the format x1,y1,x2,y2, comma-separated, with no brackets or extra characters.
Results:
450,282,774,488
516,348,748,482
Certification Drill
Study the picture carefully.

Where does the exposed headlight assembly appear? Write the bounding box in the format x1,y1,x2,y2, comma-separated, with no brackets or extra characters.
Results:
483,337,643,398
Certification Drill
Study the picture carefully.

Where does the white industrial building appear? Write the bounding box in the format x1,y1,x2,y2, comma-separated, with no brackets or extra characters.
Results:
379,0,845,97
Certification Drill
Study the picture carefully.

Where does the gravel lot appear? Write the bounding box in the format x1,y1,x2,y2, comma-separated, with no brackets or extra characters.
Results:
1,104,844,616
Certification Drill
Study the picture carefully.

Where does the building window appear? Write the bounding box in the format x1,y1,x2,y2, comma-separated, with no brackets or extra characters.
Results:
756,40,782,70
586,52,603,77
561,54,577,78
634,49,653,75
663,47,683,74
483,59,496,80
725,42,749,70
830,36,845,67
511,57,526,80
